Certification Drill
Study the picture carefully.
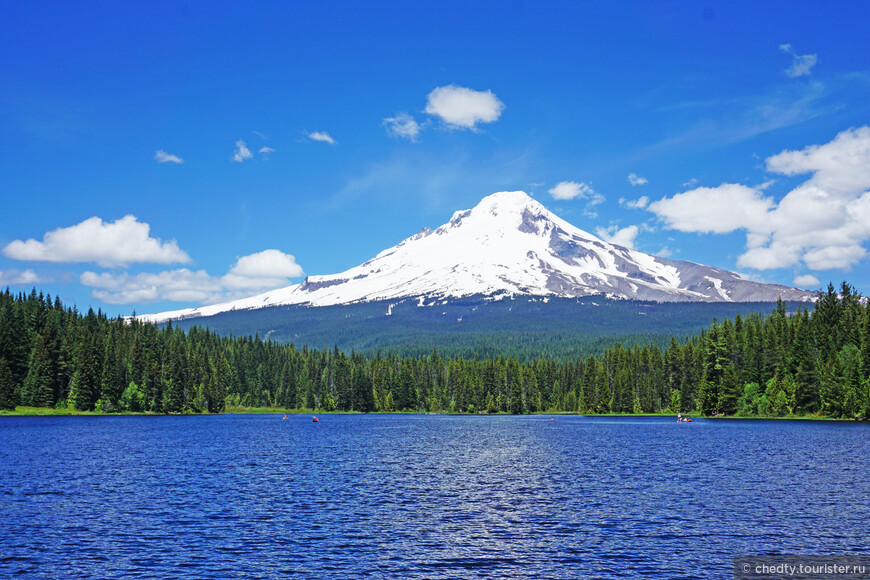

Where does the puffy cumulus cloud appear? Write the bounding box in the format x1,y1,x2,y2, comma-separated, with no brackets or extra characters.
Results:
649,126,870,272
793,274,820,289
0,268,42,285
649,184,774,234
2,216,190,267
596,225,639,249
382,113,421,142
627,173,648,186
232,139,253,162
766,126,870,195
425,85,504,130
155,150,183,164
737,243,802,271
81,250,305,304
308,131,336,145
548,181,604,205
802,245,867,271
779,44,818,78
227,249,303,278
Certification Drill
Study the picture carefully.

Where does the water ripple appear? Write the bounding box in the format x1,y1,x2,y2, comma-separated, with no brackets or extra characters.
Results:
0,415,868,578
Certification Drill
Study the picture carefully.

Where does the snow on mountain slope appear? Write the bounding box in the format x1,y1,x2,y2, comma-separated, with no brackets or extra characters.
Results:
139,191,815,323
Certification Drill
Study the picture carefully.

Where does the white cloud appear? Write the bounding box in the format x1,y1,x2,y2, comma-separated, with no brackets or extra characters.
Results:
627,173,648,186
802,245,867,271
81,269,221,304
155,150,183,164
621,196,649,209
683,178,698,188
0,269,42,285
233,139,253,162
228,249,303,278
425,85,504,129
596,225,639,249
779,44,818,78
382,113,421,142
655,246,674,258
765,126,870,195
548,181,604,204
308,131,336,145
81,249,305,305
2,215,190,267
793,274,820,288
649,126,870,272
737,243,802,271
258,146,275,154
649,184,774,234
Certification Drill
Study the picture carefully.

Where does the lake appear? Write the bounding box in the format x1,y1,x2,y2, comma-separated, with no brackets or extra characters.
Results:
1,414,868,578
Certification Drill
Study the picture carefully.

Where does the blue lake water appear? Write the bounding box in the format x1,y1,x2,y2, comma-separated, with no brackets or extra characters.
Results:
1,414,868,579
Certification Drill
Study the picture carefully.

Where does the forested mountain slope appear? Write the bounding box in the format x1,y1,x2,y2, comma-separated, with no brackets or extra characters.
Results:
160,295,812,362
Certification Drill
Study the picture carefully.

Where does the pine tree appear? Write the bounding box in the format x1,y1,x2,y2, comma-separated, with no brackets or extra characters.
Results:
22,331,54,407
0,300,29,392
717,363,740,416
0,358,16,410
100,340,126,411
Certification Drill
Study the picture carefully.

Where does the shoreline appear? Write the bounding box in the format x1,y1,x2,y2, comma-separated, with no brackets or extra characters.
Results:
0,406,859,421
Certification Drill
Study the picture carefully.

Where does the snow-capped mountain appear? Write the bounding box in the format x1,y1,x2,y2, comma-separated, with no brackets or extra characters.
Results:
139,191,815,323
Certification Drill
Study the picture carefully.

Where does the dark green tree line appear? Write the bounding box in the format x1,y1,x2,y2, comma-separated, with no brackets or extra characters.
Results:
0,283,867,418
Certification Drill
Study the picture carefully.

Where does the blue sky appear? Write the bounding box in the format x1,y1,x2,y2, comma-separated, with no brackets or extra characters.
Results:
2,1,870,316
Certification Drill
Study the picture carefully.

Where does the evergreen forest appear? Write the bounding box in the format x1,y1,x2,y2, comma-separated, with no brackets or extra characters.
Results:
164,295,804,362
1,283,868,419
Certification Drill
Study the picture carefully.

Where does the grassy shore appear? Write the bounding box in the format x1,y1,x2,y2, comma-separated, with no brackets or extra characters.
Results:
1,405,859,420
0,406,157,416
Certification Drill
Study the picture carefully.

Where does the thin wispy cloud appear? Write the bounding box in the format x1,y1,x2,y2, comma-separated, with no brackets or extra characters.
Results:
639,82,831,158
318,144,539,214
548,181,604,204
620,196,649,209
627,173,648,186
0,268,43,285
308,131,336,145
232,139,253,162
780,44,818,78
155,150,183,164
383,113,422,142
259,146,275,154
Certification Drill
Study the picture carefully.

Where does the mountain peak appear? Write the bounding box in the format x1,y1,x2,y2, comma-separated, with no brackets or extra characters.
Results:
476,190,539,210
139,191,817,323
444,191,543,228
475,190,549,218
